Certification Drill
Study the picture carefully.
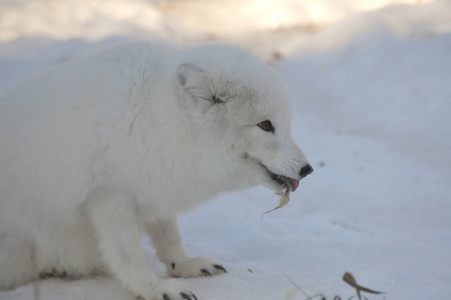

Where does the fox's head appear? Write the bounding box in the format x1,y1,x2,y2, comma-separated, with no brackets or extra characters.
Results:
175,46,313,194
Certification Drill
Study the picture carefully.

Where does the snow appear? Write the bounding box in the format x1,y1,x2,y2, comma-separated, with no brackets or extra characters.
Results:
1,0,450,299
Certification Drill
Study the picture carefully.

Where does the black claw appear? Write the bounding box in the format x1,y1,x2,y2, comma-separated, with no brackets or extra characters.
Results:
200,268,211,276
180,292,192,300
190,292,198,300
213,264,227,273
162,293,170,300
171,262,176,270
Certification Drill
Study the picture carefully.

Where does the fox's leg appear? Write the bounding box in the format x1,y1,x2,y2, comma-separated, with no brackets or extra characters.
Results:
147,217,227,278
87,193,196,300
0,234,37,291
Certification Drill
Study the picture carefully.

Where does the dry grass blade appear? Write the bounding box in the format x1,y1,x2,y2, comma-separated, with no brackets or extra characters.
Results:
343,272,383,300
280,271,385,300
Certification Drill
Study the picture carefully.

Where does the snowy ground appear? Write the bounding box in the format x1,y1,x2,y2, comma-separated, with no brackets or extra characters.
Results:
1,0,450,299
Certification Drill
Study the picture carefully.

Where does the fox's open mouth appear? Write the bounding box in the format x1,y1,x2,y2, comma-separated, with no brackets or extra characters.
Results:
260,164,299,192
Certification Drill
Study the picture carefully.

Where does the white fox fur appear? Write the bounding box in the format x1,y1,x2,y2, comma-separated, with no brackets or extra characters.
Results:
0,43,311,300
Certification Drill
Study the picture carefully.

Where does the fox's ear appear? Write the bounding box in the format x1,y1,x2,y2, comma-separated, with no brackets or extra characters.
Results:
177,63,204,88
176,63,223,104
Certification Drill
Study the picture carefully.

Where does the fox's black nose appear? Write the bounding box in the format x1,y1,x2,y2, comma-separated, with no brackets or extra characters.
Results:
299,164,313,178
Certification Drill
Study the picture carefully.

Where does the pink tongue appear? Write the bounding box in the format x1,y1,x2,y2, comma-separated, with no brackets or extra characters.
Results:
291,179,299,192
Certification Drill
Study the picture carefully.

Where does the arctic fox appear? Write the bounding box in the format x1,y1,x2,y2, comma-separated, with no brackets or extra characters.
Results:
0,44,312,300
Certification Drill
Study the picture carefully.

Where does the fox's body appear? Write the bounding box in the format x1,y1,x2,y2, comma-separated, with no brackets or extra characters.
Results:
0,43,312,299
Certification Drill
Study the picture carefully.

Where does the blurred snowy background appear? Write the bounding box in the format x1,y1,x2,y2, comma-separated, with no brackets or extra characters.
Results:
0,0,450,299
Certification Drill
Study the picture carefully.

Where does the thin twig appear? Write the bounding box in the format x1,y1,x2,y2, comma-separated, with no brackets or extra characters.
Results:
33,282,41,300
280,270,327,300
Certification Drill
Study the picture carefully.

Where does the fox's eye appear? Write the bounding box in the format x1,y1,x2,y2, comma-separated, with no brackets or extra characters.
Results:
257,120,274,133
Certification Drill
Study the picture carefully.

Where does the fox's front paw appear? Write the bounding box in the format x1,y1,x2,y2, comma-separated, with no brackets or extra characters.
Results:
149,279,197,300
167,256,227,278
